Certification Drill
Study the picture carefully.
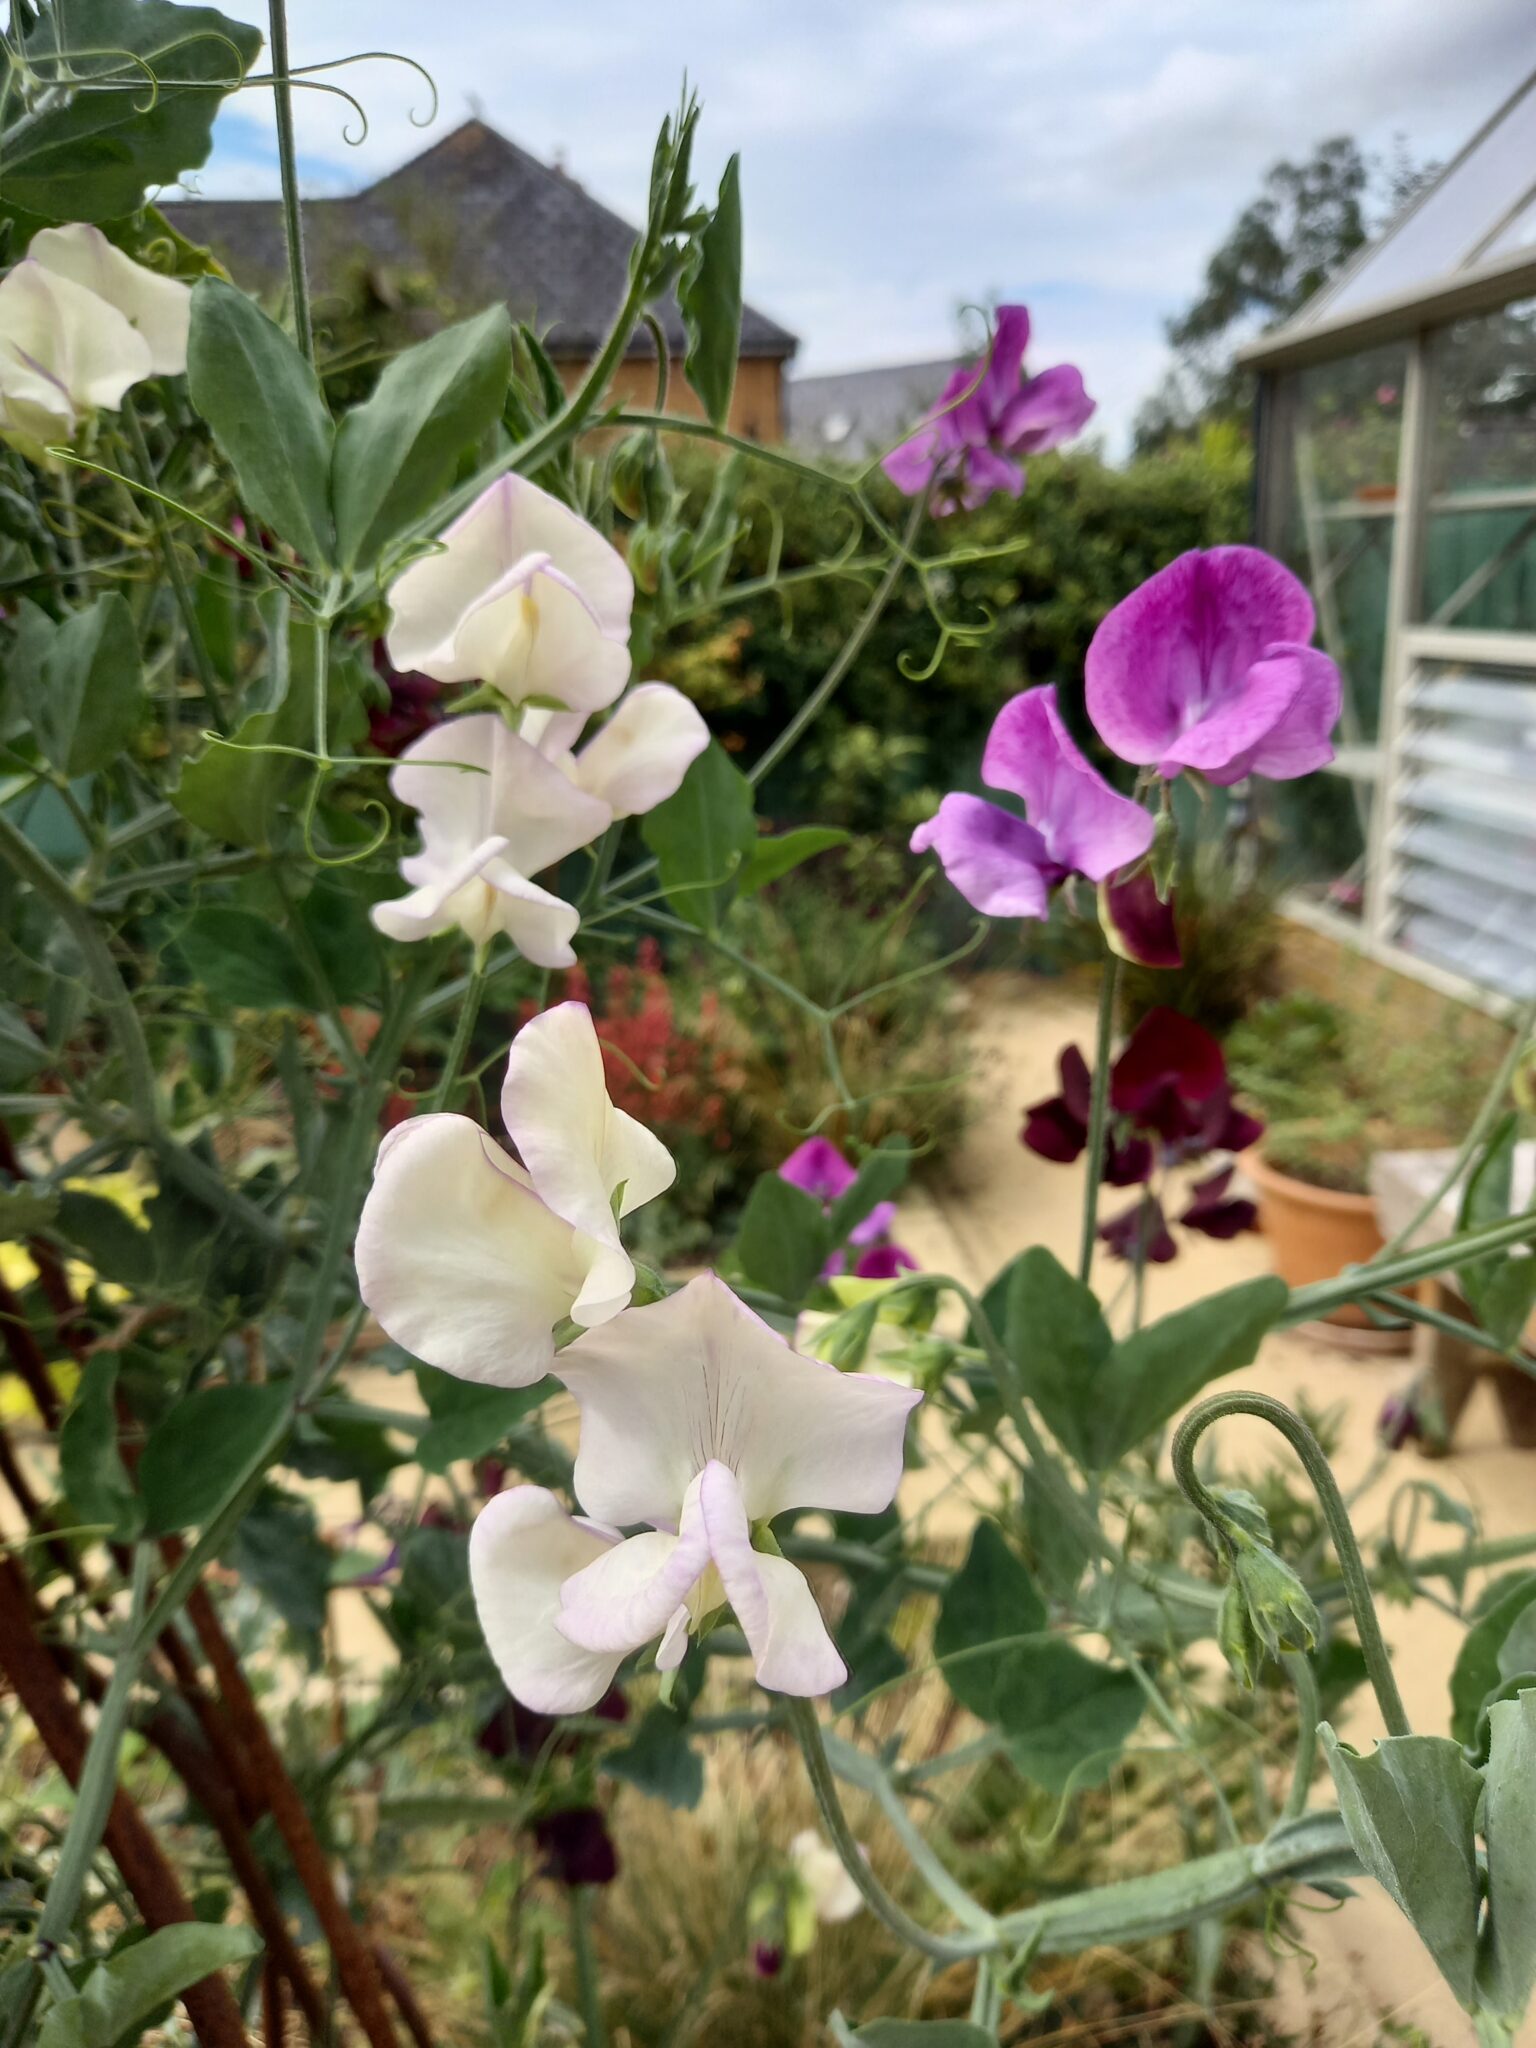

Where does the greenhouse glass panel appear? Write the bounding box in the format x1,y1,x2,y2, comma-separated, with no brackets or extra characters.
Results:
1421,297,1536,632
1267,772,1372,924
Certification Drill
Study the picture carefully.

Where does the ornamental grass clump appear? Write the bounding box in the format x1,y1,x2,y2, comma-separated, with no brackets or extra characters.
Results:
0,13,1534,2048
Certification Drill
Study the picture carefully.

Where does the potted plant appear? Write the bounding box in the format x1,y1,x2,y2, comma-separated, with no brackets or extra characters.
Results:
1226,993,1496,1337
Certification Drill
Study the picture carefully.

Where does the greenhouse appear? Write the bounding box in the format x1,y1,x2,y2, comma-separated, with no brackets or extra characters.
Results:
1243,66,1536,1003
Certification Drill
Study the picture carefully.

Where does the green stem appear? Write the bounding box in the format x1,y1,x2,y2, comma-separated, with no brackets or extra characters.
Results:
31,1547,151,1954
821,1727,999,1937
120,401,229,734
266,0,313,362
1171,1393,1409,1738
569,1886,607,2048
1284,1209,1536,1323
1078,955,1119,1283
1281,1650,1321,1820
0,809,285,1252
428,949,486,1112
786,1696,993,1964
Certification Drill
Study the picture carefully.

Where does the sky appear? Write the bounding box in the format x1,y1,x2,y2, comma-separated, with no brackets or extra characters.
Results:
190,0,1536,455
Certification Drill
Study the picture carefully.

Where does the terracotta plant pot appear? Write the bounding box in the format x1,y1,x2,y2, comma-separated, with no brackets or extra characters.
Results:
1243,1148,1400,1341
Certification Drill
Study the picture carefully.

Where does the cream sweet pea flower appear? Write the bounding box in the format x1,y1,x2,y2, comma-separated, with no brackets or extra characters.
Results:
355,1002,674,1387
371,713,609,965
525,682,709,818
468,1274,922,1709
789,1829,865,1923
0,224,191,464
385,474,633,712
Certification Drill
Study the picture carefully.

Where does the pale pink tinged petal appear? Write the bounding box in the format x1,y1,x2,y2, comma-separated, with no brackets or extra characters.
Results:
0,357,78,462
479,720,612,878
469,1487,622,1714
384,494,523,677
655,1604,692,1670
0,262,149,417
996,363,1096,453
499,1002,675,1249
370,834,513,945
561,1275,920,1527
1208,643,1342,784
981,687,1154,881
29,224,191,377
476,857,582,967
389,715,501,846
557,1474,711,1653
489,471,634,641
790,1831,865,1922
573,683,710,817
909,793,1054,918
567,1233,638,1328
457,560,631,712
697,1461,846,1695
1085,547,1315,768
355,1114,586,1386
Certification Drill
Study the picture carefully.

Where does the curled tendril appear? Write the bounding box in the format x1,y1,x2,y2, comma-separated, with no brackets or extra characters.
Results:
897,623,954,684
300,767,392,869
238,72,372,146
25,28,252,106
256,48,440,131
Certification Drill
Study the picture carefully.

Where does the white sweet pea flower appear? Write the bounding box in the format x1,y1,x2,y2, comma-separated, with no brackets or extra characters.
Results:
789,1829,866,1924
468,1274,921,1709
372,713,609,966
355,1002,674,1387
527,682,710,819
385,474,633,713
0,225,191,465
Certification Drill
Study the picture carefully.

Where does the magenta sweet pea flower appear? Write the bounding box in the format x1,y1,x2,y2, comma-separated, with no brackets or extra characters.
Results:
882,305,1095,514
780,1143,917,1279
779,1136,857,1203
1085,546,1342,787
911,686,1154,922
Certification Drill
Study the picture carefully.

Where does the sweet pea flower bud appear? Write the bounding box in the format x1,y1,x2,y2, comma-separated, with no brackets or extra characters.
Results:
1231,1541,1321,1661
1218,1580,1261,1689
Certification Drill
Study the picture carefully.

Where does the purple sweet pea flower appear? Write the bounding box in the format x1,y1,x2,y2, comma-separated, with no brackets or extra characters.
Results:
779,1136,857,1203
1099,1195,1177,1265
780,1141,917,1281
852,1242,918,1281
533,1806,619,1887
1085,546,1342,787
911,686,1155,921
883,306,1096,513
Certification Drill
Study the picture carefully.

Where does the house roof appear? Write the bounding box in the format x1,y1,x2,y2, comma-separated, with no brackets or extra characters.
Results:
162,119,798,362
1240,67,1536,374
785,358,956,455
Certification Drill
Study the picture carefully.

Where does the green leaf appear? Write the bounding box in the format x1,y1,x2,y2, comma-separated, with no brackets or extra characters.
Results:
179,906,317,1011
679,154,742,428
414,1369,553,1475
1450,1572,1536,1748
58,1356,141,1542
1458,1114,1536,1350
734,1172,831,1301
827,1138,912,1249
138,1382,289,1534
640,738,755,931
1478,1689,1536,2027
37,1920,261,2048
3,1,262,223
1320,1726,1484,2009
332,305,512,571
224,1486,331,1660
0,1000,48,1085
603,1705,703,1809
187,276,334,564
933,1521,1047,1724
15,594,143,776
1087,1277,1289,1471
850,2025,997,2048
52,1189,153,1287
0,1184,59,1237
1001,1246,1114,1468
736,825,850,895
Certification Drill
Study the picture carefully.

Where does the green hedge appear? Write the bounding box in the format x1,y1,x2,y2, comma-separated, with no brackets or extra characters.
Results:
661,424,1251,834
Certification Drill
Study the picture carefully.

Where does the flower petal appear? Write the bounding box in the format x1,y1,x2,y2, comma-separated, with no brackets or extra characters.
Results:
910,793,1054,918
1086,547,1316,769
996,362,1096,454
469,1487,622,1714
499,1000,675,1241
390,714,610,881
558,1273,921,1529
370,834,514,947
0,260,150,416
982,686,1154,881
28,224,190,377
557,1473,711,1654
697,1461,845,1696
456,559,631,712
1195,644,1341,785
1099,868,1182,967
573,683,709,817
356,1114,589,1385
779,1136,855,1202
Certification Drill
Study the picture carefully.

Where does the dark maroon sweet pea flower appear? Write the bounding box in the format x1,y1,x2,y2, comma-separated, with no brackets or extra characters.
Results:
1182,1083,1264,1162
1085,547,1341,787
477,1685,626,1764
912,687,1154,922
368,640,445,757
1178,1164,1258,1241
1098,1195,1177,1265
752,1942,784,1980
1110,1007,1226,1145
1378,1390,1425,1452
533,1806,618,1887
1021,1045,1093,1163
853,1242,918,1281
1099,867,1182,969
883,305,1095,513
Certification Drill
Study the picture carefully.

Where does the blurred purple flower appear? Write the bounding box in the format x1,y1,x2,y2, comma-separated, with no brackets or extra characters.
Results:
368,639,445,758
912,686,1154,922
779,1137,856,1203
883,305,1095,513
533,1806,618,1887
1100,866,1182,969
1085,546,1341,786
1178,1164,1259,1241
853,1242,919,1281
1098,1196,1177,1265
1021,1046,1151,1184
1110,1007,1228,1146
1378,1390,1425,1452
780,1141,918,1281
752,1942,784,1980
